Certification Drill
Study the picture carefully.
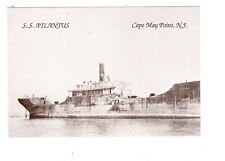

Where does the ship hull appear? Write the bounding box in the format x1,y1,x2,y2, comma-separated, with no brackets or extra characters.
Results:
18,98,200,119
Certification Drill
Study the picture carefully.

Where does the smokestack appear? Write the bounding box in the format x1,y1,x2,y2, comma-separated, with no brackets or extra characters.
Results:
99,63,105,81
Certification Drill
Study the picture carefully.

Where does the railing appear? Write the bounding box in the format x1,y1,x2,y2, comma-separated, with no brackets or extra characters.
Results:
72,81,116,91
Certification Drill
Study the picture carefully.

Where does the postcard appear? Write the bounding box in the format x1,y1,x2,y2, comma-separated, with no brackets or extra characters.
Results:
8,7,200,137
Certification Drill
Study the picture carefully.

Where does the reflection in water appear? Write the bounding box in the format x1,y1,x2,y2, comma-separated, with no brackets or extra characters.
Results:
9,117,200,137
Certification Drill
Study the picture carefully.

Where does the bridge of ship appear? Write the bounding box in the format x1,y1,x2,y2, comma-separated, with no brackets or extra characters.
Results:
69,82,116,97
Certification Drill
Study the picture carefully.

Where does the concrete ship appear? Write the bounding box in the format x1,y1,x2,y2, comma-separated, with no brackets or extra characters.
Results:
18,63,200,119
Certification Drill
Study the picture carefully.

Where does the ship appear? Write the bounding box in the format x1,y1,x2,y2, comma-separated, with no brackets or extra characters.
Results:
18,63,200,119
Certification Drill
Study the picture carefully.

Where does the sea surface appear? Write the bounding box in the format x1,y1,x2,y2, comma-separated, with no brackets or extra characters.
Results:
9,116,200,137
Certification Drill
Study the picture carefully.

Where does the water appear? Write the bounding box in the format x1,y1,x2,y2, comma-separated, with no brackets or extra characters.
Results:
9,117,200,137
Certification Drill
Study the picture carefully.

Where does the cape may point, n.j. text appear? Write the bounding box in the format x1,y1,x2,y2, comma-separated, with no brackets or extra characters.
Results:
132,22,187,30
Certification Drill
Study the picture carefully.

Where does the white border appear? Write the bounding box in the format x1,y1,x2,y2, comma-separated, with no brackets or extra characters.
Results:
2,0,225,161
6,0,200,7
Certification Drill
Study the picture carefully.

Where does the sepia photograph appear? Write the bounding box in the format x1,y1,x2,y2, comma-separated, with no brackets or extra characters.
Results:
8,7,200,137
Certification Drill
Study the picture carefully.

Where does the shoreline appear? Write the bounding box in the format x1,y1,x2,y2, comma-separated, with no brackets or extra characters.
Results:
26,113,200,119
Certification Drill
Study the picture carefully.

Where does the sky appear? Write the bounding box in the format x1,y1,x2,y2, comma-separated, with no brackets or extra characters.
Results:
8,7,199,115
